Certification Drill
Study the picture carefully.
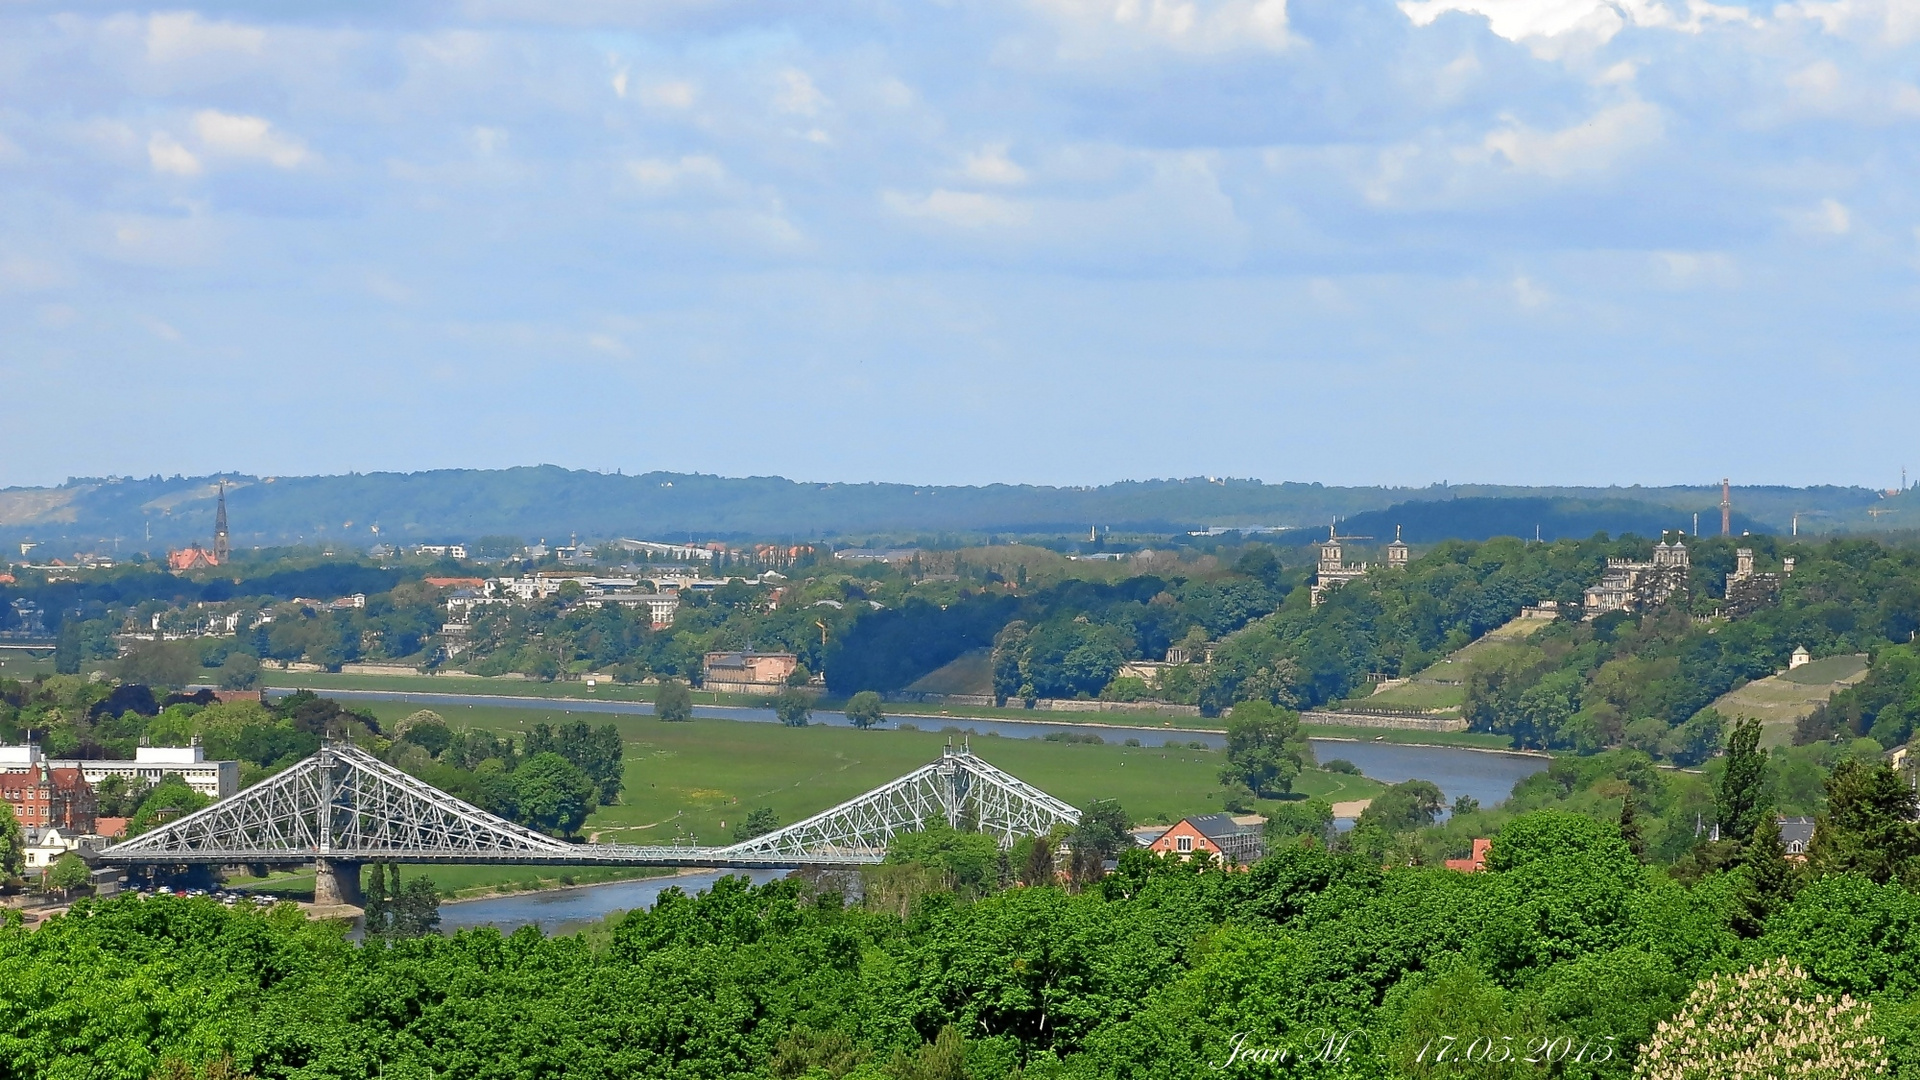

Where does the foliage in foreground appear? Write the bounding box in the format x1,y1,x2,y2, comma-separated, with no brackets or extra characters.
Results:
9,809,1920,1080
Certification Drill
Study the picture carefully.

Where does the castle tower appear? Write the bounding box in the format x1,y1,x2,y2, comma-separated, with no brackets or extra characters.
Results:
1735,548,1754,580
1319,522,1343,573
1386,524,1410,568
213,480,230,564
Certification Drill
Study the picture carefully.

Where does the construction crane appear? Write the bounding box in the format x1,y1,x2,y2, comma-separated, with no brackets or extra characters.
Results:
1323,518,1373,544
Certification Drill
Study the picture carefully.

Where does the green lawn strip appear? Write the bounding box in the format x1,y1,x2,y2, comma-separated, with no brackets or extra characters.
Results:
1299,721,1521,752
354,702,1383,837
1776,653,1869,685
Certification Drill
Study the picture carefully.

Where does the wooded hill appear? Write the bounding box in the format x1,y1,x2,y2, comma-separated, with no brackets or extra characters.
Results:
1,467,1904,549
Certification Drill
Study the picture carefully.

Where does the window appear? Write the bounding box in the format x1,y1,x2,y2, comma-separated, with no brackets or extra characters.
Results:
1176,835,1192,853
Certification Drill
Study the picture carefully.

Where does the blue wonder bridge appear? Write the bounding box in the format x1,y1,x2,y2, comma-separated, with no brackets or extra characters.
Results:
92,742,1082,905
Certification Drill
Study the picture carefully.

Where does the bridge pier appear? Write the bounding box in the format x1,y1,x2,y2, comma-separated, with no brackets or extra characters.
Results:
314,858,364,907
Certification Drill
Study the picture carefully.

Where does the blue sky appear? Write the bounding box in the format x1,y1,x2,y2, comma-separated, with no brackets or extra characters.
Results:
1,0,1915,490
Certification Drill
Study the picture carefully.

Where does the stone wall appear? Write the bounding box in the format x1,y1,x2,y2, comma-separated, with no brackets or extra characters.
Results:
1303,710,1470,732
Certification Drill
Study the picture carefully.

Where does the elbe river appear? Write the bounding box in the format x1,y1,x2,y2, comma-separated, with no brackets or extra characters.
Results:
276,687,1548,934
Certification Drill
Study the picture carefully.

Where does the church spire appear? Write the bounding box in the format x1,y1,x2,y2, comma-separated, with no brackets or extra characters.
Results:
213,480,230,564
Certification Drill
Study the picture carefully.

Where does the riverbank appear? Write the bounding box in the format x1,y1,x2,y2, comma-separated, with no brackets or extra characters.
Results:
263,676,1525,751
251,670,1233,729
229,862,677,903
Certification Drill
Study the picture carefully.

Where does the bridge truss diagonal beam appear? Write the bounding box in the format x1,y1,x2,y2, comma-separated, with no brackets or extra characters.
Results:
95,742,1084,869
713,745,1082,863
99,743,575,864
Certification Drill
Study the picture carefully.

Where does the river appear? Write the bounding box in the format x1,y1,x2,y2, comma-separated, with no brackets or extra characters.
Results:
437,869,789,934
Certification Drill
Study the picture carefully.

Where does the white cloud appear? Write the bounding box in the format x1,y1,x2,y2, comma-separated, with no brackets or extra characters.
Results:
365,273,413,304
145,12,265,62
1788,197,1853,234
643,81,698,108
1512,274,1549,307
1399,0,1752,46
0,255,67,292
628,155,729,191
1479,100,1664,177
884,189,1031,228
1780,0,1920,45
148,132,202,176
964,145,1028,185
1033,0,1293,52
192,111,312,169
1653,251,1739,288
776,70,826,116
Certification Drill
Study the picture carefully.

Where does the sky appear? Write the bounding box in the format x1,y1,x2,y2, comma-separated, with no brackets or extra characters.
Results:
2,0,1917,491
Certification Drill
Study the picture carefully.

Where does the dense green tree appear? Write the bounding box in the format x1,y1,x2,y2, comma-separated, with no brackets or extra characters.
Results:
124,777,211,837
1357,780,1446,833
525,721,624,803
512,752,598,837
1733,814,1797,937
1807,758,1920,885
115,639,200,689
1716,716,1771,845
216,652,260,690
1017,832,1057,886
397,710,454,756
1619,793,1645,860
885,823,1002,896
1217,700,1312,797
363,862,441,939
43,853,91,897
844,690,886,729
0,801,23,880
654,677,694,721
1262,798,1334,847
733,807,780,842
775,689,813,727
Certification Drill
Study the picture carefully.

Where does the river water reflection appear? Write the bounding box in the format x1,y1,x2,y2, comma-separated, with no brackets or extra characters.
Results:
439,869,789,934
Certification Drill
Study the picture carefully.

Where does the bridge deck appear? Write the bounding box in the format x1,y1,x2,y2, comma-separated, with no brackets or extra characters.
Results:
95,847,883,869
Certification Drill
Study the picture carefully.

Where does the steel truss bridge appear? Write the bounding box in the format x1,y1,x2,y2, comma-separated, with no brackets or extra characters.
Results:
94,742,1082,904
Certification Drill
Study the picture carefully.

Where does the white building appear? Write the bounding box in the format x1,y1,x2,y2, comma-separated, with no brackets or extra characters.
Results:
22,826,104,869
56,744,239,800
618,539,716,562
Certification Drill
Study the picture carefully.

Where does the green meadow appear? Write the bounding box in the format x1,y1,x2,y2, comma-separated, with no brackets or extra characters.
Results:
355,702,1385,848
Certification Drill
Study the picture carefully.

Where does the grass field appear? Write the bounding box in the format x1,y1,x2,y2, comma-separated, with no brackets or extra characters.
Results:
1345,614,1556,714
903,648,993,696
1713,653,1870,747
0,653,57,680
356,702,1386,846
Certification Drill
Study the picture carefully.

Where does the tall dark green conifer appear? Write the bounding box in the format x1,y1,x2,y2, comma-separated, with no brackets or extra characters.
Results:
1716,716,1770,845
1619,794,1645,861
1733,815,1796,937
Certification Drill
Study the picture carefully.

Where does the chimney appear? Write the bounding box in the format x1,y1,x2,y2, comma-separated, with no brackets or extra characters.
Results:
1720,478,1732,536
